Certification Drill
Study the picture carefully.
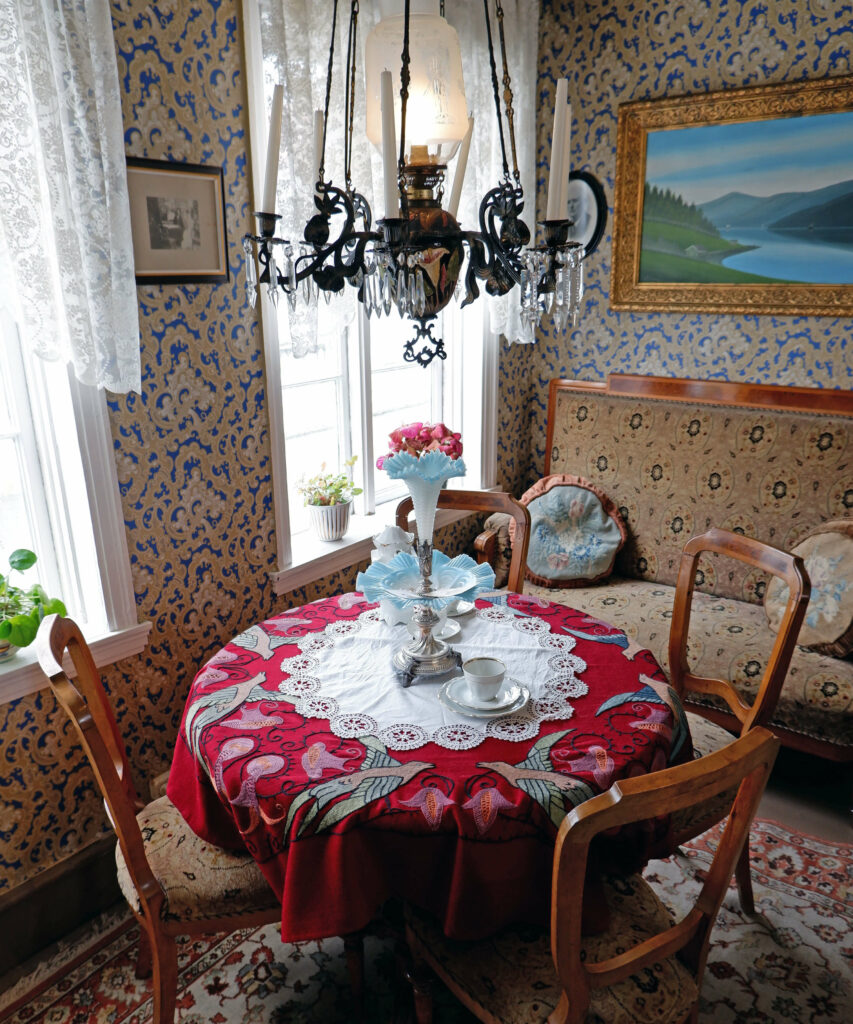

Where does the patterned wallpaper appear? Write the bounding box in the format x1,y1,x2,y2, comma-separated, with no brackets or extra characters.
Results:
524,0,853,476
2,0,851,899
0,0,475,896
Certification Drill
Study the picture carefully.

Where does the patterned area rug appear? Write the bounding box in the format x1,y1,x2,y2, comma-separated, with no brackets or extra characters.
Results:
1,818,849,1023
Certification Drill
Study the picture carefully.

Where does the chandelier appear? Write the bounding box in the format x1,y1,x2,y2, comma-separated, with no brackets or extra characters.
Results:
243,0,606,367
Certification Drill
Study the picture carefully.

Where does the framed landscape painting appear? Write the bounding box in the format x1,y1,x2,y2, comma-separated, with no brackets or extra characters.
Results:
611,75,853,316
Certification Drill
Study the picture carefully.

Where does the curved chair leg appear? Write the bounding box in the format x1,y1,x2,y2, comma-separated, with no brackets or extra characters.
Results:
135,927,152,979
150,930,178,1024
735,842,755,915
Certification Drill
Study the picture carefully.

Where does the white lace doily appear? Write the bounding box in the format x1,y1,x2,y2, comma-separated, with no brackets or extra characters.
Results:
275,606,588,751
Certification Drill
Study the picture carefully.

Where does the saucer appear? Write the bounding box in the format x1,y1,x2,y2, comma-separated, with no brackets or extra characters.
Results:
438,677,530,718
407,618,461,641
445,600,475,617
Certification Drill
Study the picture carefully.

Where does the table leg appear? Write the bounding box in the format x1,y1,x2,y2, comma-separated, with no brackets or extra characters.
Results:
343,931,365,1020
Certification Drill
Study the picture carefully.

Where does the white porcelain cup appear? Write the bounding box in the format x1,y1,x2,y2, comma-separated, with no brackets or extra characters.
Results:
462,657,506,703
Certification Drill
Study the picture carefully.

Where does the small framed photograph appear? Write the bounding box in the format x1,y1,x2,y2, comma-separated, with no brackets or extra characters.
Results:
566,170,608,258
126,158,229,284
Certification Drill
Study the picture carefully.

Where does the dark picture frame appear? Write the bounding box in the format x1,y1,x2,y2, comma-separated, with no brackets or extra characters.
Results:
566,170,608,259
611,74,853,316
126,158,229,284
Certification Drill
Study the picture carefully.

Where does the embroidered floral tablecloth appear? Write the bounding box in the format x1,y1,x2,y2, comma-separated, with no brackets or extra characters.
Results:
168,592,691,941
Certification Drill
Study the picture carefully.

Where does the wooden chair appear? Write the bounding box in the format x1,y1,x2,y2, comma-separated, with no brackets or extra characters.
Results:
396,489,531,593
667,527,810,912
406,728,780,1024
35,614,364,1023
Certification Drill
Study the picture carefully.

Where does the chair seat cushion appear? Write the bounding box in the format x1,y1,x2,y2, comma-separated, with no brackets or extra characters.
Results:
115,796,278,923
406,874,698,1024
685,711,736,757
523,576,853,750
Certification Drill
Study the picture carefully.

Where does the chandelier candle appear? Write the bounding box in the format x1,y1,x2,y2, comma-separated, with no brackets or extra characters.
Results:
380,70,400,218
261,83,284,214
447,115,474,219
546,78,569,221
313,108,324,195
560,101,572,213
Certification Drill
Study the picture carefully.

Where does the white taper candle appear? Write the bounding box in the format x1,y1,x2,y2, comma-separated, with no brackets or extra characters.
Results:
545,78,568,221
380,70,400,218
447,115,474,220
313,109,324,194
560,101,572,215
261,84,284,214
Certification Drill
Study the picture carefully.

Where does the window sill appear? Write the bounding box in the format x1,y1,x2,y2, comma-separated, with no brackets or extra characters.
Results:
270,504,478,596
0,620,152,705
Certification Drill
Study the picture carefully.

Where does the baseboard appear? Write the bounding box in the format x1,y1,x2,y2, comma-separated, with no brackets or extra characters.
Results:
0,835,121,977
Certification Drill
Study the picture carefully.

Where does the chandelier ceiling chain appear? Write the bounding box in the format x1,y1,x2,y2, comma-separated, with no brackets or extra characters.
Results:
243,0,607,364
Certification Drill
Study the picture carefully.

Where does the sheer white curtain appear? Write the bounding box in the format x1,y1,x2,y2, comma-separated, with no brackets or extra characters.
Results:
257,0,540,352
0,0,141,394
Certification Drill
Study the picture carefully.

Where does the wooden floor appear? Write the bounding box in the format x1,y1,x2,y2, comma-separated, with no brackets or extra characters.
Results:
758,746,851,843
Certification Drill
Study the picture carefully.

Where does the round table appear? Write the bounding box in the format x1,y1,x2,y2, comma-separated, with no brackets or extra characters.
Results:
168,592,691,941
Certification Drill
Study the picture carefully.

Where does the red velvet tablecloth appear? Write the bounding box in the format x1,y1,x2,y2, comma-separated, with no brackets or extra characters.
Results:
168,593,691,941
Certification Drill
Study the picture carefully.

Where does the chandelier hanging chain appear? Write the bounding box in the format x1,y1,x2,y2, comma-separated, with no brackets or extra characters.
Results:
482,0,510,184
318,0,341,188
343,0,360,194
397,0,412,211
495,1,521,184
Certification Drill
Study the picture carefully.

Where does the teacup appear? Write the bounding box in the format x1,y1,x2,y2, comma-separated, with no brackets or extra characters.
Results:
462,657,506,703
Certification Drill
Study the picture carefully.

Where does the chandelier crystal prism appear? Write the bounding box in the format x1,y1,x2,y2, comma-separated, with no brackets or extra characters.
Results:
243,0,605,367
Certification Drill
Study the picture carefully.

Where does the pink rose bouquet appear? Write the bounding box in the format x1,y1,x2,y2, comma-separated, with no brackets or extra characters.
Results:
376,422,463,470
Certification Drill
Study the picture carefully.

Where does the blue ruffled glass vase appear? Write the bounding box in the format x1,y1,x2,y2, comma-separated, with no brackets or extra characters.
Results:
382,449,467,583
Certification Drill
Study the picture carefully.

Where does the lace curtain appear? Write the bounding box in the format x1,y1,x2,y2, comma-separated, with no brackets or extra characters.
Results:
257,0,540,355
0,0,141,394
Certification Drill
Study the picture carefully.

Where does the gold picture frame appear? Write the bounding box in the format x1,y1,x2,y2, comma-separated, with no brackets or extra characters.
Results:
611,74,853,316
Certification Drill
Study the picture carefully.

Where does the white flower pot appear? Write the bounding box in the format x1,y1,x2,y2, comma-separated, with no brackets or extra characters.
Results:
308,501,352,542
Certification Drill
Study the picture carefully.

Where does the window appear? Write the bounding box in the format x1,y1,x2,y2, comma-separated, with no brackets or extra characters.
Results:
0,309,150,703
242,2,499,592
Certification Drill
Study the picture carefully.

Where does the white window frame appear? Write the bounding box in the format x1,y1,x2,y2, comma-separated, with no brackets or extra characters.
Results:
243,0,499,596
0,340,151,705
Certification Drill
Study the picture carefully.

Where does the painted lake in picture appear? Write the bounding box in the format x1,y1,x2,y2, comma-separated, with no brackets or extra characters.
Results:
639,110,853,284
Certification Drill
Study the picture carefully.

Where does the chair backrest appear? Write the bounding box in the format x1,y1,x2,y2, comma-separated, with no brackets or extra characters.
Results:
550,728,779,1024
668,527,810,733
395,489,531,593
36,614,164,917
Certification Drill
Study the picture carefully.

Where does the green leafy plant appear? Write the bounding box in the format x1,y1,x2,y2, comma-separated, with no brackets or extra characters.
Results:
0,549,67,649
297,456,363,506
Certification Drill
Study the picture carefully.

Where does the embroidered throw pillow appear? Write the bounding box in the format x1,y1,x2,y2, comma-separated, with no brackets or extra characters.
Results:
764,519,853,657
511,475,627,589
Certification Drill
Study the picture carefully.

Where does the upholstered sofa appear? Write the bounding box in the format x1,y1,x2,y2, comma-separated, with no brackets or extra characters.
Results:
484,375,853,764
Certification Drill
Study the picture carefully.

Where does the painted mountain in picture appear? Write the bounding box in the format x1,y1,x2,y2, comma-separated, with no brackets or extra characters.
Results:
638,109,853,285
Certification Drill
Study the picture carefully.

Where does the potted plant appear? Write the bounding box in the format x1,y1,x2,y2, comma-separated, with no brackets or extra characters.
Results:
0,548,67,660
297,457,363,542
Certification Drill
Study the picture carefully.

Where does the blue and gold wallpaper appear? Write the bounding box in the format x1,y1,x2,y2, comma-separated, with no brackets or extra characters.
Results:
1,0,850,898
524,0,853,478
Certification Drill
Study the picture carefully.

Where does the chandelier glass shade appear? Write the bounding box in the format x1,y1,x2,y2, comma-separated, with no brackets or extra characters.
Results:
243,0,606,366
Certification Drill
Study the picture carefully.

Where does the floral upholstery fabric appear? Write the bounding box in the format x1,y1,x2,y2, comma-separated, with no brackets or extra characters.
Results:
406,873,698,1024
115,796,277,923
548,391,852,604
483,512,513,589
523,578,852,749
